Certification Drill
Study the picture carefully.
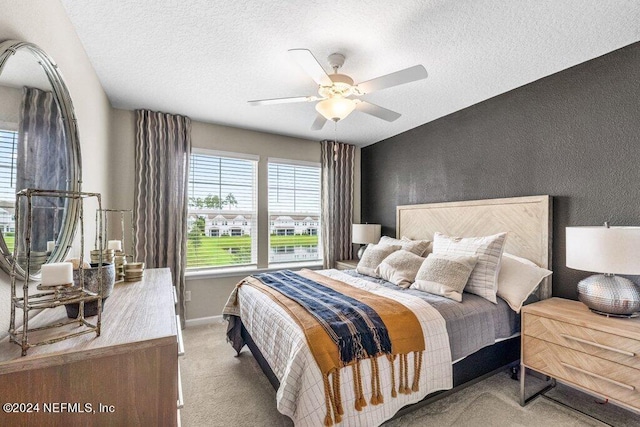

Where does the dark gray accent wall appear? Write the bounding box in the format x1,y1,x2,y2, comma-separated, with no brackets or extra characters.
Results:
361,42,640,300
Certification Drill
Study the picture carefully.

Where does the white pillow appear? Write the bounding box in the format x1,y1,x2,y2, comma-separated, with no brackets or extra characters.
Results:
497,253,552,313
356,243,402,278
432,232,507,303
379,236,431,256
411,253,478,302
375,250,425,288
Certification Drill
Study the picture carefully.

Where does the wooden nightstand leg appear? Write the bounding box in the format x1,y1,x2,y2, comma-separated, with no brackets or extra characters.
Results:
520,365,556,406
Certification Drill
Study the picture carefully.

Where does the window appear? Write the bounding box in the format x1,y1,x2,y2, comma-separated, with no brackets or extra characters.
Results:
0,129,17,247
268,160,321,264
187,150,257,269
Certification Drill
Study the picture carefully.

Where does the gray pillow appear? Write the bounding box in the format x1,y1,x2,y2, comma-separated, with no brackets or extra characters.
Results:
375,250,425,288
411,253,478,302
432,232,507,303
356,243,402,277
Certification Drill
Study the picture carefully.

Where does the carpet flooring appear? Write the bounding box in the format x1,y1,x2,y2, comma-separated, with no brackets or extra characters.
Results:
180,322,640,427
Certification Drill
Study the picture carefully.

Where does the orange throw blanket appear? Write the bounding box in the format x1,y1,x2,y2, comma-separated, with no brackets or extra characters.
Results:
238,269,425,426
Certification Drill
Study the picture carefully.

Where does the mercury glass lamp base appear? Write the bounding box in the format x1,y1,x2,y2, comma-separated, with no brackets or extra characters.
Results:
588,308,639,318
577,274,640,317
357,245,367,259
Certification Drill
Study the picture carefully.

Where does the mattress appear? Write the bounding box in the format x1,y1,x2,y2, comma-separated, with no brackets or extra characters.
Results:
341,269,520,361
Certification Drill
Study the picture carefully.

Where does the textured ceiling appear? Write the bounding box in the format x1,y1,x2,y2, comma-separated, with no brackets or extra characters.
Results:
59,0,640,147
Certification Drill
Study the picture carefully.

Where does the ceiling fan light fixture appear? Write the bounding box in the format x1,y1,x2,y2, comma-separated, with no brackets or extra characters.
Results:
318,74,355,98
250,49,428,128
315,97,356,122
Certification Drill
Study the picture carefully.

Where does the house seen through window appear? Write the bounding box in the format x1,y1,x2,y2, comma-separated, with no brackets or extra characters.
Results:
186,151,322,270
187,151,257,269
268,161,321,264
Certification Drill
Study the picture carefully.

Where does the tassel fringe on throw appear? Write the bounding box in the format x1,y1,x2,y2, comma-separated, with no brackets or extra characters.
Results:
323,351,423,426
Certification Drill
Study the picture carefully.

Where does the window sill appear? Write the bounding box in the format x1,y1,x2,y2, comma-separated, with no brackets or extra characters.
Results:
185,260,324,280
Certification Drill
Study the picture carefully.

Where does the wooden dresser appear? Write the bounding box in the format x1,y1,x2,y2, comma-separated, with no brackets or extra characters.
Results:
0,268,183,426
521,297,640,413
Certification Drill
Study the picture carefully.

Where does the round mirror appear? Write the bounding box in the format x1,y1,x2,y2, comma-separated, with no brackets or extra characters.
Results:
0,40,81,279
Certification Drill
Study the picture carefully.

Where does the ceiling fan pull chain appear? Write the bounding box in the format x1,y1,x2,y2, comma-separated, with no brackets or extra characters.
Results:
334,123,339,161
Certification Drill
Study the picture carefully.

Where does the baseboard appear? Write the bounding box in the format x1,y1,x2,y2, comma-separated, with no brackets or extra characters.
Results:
185,315,223,327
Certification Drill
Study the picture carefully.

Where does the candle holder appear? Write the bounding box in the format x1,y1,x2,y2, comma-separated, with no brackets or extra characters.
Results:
97,209,135,282
123,262,145,282
8,188,104,356
113,251,126,281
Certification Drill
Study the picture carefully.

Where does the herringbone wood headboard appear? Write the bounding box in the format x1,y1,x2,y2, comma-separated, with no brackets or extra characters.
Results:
397,195,552,299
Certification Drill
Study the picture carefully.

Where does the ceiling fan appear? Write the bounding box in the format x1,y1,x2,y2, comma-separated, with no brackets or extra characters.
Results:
248,49,428,130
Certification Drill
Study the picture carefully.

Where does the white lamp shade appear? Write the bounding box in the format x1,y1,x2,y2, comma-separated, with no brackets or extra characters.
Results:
566,226,640,275
352,224,381,245
315,97,356,121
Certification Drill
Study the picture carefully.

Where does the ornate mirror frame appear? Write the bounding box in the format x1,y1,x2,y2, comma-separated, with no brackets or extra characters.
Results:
0,40,82,279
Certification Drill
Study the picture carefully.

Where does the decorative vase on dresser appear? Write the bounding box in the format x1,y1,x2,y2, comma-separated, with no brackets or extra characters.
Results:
0,268,184,426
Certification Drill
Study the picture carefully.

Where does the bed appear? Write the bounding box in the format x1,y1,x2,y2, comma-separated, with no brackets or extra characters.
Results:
224,195,552,426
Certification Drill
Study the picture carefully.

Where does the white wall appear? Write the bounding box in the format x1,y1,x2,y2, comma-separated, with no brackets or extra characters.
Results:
0,0,362,331
110,109,361,321
0,86,21,129
0,0,113,337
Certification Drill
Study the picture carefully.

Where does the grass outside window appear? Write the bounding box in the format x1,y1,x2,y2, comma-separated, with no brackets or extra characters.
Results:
187,234,319,268
3,232,13,253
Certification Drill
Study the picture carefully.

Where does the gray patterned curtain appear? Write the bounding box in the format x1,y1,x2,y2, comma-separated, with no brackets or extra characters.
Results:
16,87,67,254
321,140,355,268
134,110,191,326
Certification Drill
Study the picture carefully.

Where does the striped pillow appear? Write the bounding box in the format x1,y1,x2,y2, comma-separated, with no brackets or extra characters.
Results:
432,232,507,303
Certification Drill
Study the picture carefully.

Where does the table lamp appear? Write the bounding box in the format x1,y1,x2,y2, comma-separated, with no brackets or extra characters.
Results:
566,224,640,317
352,224,381,259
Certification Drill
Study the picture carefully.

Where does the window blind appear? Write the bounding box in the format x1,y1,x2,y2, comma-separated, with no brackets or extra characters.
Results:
0,129,17,205
187,152,257,269
0,129,17,248
268,161,321,264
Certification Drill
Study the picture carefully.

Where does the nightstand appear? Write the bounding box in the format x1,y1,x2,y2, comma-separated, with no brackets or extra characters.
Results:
520,297,640,414
335,259,358,270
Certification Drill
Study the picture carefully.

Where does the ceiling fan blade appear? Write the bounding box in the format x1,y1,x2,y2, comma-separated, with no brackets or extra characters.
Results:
288,49,332,86
356,65,428,94
355,100,401,122
311,114,327,130
248,95,319,106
